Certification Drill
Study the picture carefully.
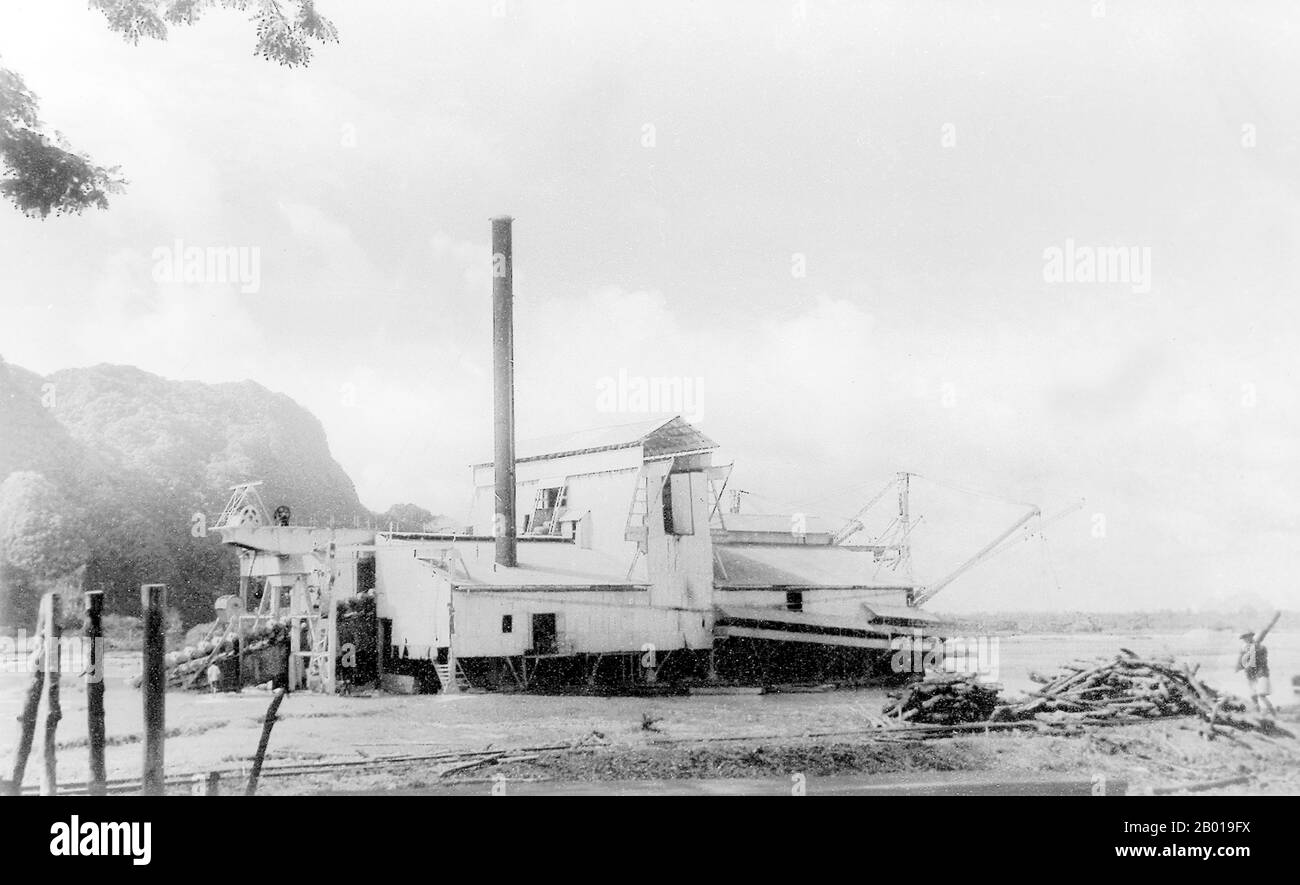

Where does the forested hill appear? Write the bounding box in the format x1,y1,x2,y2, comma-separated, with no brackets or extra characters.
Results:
0,357,371,629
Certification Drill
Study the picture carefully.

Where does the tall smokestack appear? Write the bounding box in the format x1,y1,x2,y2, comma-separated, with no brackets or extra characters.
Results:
491,215,517,568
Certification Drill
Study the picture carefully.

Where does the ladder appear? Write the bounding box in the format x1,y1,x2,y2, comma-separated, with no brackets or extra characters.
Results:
623,463,671,551
548,484,568,535
291,541,338,693
435,660,471,693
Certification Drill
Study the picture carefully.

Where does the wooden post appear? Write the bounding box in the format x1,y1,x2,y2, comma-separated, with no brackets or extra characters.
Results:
40,592,61,796
245,688,286,796
444,596,459,695
8,599,47,794
141,583,166,796
375,612,385,687
238,555,250,609
192,771,220,796
85,590,106,796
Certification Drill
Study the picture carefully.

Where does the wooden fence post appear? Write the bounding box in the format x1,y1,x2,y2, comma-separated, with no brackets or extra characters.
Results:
8,597,47,794
85,590,106,796
245,688,286,796
39,592,61,796
141,583,166,796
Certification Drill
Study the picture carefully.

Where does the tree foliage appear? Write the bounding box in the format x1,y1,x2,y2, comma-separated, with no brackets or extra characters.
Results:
0,471,90,628
90,1,340,68
376,503,452,532
0,472,90,579
0,0,336,217
0,66,126,219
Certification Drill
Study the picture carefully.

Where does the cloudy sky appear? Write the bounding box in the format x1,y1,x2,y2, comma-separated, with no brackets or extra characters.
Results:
1,1,1297,611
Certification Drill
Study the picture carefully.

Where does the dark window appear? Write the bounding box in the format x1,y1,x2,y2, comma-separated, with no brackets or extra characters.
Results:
662,475,675,534
532,613,557,655
662,472,695,536
786,591,803,613
356,556,376,594
501,615,513,634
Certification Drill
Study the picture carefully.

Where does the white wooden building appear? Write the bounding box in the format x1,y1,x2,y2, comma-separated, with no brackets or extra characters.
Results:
219,415,939,692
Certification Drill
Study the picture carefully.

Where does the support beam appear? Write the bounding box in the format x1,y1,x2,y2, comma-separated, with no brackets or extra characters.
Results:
914,506,1041,607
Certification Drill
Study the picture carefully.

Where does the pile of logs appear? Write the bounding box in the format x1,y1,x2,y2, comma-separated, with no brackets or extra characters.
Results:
883,673,1001,724
998,650,1289,736
877,650,1291,739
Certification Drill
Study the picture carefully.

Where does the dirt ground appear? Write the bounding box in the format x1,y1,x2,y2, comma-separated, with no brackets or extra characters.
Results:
253,708,1300,796
2,665,1297,796
2,630,1297,795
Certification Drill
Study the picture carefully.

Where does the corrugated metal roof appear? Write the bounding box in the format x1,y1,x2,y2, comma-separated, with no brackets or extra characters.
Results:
713,543,915,588
642,416,718,459
473,415,717,466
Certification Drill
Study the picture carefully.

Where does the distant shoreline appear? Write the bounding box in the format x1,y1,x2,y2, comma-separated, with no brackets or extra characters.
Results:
932,610,1295,637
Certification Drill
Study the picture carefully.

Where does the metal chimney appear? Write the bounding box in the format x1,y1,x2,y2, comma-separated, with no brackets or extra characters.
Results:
491,215,517,568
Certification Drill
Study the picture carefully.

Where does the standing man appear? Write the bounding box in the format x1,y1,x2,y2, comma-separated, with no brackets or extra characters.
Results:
1236,611,1280,718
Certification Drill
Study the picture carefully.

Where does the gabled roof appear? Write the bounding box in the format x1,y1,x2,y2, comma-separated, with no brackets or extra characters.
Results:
473,415,717,467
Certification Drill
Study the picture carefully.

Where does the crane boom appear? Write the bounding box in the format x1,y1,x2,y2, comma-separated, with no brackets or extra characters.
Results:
913,505,1041,607
981,499,1085,562
831,477,900,545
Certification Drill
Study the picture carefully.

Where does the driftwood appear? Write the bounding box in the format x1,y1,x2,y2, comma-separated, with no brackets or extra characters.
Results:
1004,652,1292,737
876,648,1294,742
883,674,1000,724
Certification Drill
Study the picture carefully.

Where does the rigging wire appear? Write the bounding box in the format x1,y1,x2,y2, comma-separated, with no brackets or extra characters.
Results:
909,473,1037,511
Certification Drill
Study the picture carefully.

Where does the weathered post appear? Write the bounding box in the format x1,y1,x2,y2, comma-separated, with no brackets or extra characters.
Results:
141,583,166,796
40,591,61,796
8,599,47,794
245,688,286,796
192,771,221,796
85,590,106,796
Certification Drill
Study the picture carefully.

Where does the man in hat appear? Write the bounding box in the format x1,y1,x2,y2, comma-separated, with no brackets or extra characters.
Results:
1236,631,1275,717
